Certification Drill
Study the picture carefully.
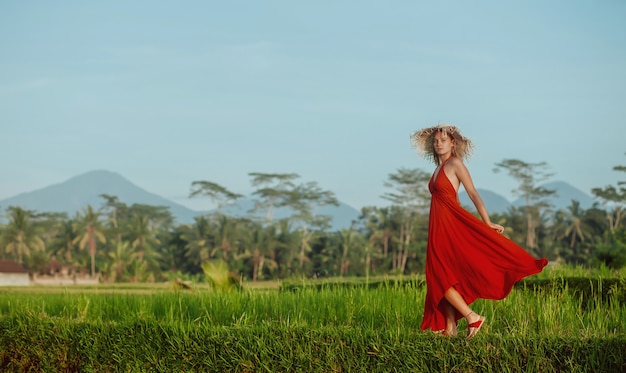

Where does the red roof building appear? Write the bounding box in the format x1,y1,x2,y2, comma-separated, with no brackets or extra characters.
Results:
0,259,29,273
0,259,30,286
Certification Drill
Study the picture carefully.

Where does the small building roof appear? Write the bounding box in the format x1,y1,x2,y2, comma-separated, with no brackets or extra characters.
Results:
40,256,73,273
0,259,29,273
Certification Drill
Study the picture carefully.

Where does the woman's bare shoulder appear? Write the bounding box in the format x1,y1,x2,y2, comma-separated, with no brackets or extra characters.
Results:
447,156,465,168
447,157,471,177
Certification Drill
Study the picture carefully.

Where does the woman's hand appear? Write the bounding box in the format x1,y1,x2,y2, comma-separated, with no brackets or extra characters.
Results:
488,222,504,234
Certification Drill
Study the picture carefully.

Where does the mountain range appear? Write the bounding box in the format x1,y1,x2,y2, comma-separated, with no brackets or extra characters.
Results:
0,170,360,230
0,170,598,229
459,181,597,214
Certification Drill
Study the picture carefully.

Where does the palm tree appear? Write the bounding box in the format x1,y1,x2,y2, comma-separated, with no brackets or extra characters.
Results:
552,201,600,264
126,213,162,281
52,219,80,264
372,207,393,258
213,214,236,261
182,216,215,269
338,227,356,277
241,221,279,281
160,229,189,273
99,194,126,243
127,213,160,263
273,218,298,277
105,240,136,282
361,242,383,278
73,205,106,278
361,206,395,273
562,200,589,249
3,206,45,264
297,226,314,270
280,181,338,272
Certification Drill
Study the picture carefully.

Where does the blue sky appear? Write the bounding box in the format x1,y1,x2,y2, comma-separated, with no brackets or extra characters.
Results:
1,1,625,211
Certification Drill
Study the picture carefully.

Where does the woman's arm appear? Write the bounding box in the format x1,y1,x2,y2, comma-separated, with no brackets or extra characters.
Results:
449,158,504,234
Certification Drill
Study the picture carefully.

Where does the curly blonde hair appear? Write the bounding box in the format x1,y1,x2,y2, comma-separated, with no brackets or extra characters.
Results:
410,124,474,165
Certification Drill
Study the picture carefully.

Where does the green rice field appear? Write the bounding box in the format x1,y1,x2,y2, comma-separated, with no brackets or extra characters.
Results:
1,265,625,372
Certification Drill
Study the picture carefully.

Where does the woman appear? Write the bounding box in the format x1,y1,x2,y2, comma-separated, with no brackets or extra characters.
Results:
411,124,548,338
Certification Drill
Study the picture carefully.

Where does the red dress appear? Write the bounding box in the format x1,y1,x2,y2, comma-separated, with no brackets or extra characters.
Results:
420,159,548,332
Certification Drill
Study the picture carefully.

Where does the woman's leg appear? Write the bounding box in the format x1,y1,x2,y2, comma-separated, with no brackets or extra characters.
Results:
443,287,485,337
441,299,458,336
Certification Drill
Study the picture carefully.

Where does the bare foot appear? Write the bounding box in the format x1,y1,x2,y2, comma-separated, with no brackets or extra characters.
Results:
443,328,458,337
434,329,457,337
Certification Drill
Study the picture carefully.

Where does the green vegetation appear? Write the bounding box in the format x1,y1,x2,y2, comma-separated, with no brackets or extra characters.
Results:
1,157,625,284
1,265,625,372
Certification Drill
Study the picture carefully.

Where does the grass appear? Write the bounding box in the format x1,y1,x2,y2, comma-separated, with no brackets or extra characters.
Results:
1,282,624,337
0,264,625,372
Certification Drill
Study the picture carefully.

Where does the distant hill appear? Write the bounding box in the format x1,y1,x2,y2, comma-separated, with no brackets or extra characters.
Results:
512,181,596,210
0,171,596,228
0,170,361,230
460,181,596,214
459,188,512,214
0,170,200,224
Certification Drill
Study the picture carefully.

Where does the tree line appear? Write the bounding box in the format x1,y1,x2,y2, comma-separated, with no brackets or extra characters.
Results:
1,157,625,283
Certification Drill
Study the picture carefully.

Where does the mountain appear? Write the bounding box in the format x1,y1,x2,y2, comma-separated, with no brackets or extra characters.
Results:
459,188,512,214
512,181,596,210
0,170,361,230
0,170,200,224
460,181,596,214
0,171,595,228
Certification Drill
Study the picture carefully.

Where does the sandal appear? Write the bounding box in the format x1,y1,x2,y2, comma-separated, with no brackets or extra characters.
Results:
465,312,485,339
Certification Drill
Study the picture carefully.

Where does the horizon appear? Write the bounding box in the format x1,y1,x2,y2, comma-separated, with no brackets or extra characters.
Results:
0,168,598,212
